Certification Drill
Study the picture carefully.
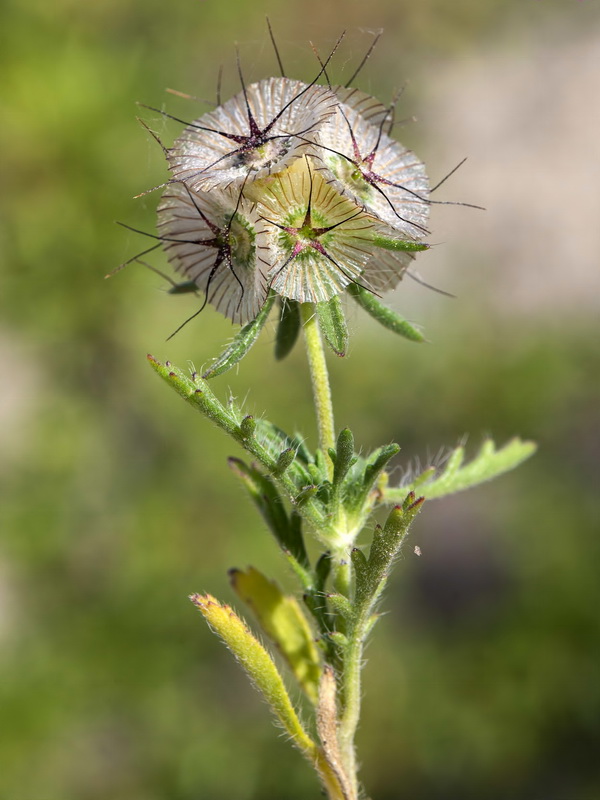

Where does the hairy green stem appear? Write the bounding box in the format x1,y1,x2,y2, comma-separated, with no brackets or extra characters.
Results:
338,609,368,789
301,302,335,480
301,303,360,795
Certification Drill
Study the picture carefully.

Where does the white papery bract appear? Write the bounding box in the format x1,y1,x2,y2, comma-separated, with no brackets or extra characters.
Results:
317,96,430,237
314,94,430,291
167,77,339,193
257,159,380,303
157,182,268,324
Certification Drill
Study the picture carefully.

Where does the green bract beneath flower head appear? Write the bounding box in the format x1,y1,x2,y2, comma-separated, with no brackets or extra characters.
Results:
157,182,268,324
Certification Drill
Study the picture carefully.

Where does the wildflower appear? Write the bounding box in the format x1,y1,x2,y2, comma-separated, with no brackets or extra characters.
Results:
156,181,268,324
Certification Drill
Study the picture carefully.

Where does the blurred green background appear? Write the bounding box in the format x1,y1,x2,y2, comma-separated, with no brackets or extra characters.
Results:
1,0,599,798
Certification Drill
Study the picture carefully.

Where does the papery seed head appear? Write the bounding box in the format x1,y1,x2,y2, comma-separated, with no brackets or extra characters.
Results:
167,77,339,193
157,182,268,324
257,159,379,303
315,94,430,240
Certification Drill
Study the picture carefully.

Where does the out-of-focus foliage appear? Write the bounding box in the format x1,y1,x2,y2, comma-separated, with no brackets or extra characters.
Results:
1,1,599,799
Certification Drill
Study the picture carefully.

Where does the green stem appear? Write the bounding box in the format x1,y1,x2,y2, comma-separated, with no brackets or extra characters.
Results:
338,609,367,792
301,302,335,480
301,303,362,797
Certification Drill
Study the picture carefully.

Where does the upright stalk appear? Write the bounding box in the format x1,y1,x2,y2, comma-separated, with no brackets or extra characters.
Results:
301,302,335,480
301,302,360,797
337,611,367,792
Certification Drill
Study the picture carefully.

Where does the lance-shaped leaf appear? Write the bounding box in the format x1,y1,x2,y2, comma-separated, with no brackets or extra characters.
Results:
345,442,400,514
230,567,321,704
148,357,327,528
148,355,239,435
227,458,309,570
254,419,313,468
353,493,424,622
316,295,349,357
303,552,334,652
274,447,296,476
384,438,537,503
332,428,356,488
191,593,319,757
347,283,425,343
275,299,301,361
202,291,276,379
370,235,429,253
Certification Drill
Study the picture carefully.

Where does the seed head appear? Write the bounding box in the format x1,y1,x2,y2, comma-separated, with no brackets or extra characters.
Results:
157,182,268,323
167,78,339,192
257,159,380,303
122,36,451,341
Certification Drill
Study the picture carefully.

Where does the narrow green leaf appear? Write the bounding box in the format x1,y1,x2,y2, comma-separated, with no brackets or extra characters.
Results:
287,512,312,575
227,458,309,568
254,419,312,465
411,465,436,487
333,428,355,486
315,551,332,592
347,283,425,343
282,548,313,592
190,593,318,756
202,291,276,378
303,551,334,650
347,443,400,513
167,279,198,295
385,438,537,502
275,299,301,360
326,631,349,650
274,447,296,476
295,485,319,506
356,495,424,610
350,546,368,588
148,355,238,434
371,235,429,253
316,295,349,357
229,567,322,704
327,593,354,620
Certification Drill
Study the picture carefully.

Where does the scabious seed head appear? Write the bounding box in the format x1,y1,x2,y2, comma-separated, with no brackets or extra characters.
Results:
317,94,429,237
256,159,380,303
167,77,339,192
157,182,268,323
130,43,436,333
